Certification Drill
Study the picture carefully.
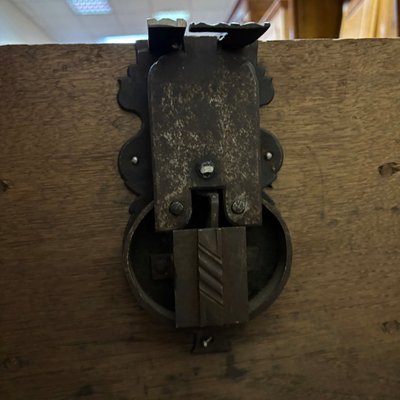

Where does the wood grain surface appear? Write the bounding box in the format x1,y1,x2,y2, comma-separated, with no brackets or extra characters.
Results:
1,40,400,399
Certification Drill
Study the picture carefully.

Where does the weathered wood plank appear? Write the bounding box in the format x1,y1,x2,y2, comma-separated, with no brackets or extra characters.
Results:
1,40,399,399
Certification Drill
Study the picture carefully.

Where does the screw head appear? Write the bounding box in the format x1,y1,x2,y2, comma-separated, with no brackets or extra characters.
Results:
169,201,184,216
131,156,139,165
264,152,273,161
198,161,215,179
231,199,246,214
202,337,213,348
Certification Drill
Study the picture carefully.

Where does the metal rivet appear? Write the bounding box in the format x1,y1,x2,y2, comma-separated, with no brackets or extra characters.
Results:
198,161,215,179
202,337,213,348
131,156,139,165
265,152,273,161
231,199,246,214
169,201,184,216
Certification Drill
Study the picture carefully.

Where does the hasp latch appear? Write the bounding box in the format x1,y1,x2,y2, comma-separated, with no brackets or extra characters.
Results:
118,19,292,353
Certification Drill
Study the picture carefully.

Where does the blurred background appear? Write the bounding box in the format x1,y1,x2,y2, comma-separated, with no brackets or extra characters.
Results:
0,0,398,45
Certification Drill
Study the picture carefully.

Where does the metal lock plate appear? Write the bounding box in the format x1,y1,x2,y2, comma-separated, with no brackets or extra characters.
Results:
149,37,262,231
118,19,292,353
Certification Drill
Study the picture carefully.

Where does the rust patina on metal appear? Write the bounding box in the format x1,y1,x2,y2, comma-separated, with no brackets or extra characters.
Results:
117,19,292,353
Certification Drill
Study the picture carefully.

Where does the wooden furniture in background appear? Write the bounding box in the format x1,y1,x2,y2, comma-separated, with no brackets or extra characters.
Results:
259,0,296,40
340,0,373,37
339,0,398,38
292,0,343,38
375,0,398,36
229,0,343,39
229,0,399,38
1,40,400,399
227,0,252,23
228,0,277,22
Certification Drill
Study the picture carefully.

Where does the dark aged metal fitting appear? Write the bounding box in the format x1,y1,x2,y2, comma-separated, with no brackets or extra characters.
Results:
169,201,184,216
117,19,292,354
231,199,246,214
198,161,215,179
264,152,273,161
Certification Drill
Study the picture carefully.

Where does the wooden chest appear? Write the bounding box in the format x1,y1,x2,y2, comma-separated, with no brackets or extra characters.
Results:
1,40,399,399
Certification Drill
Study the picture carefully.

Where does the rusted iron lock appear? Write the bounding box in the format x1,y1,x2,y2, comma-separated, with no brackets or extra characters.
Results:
118,19,292,353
